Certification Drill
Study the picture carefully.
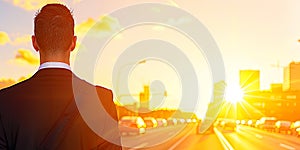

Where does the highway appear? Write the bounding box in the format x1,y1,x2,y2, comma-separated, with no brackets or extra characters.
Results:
225,126,300,150
121,124,300,150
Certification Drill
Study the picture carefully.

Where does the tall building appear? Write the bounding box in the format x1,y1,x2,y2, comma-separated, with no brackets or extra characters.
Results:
140,85,150,109
270,83,282,93
283,62,300,91
239,70,260,93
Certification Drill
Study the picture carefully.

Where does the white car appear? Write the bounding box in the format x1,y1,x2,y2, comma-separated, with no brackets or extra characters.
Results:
119,116,146,136
275,120,291,134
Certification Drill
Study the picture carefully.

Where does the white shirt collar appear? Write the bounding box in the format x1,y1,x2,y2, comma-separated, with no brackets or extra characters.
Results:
38,62,71,71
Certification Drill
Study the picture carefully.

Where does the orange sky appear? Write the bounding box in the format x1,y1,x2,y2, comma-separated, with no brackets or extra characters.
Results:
2,0,300,118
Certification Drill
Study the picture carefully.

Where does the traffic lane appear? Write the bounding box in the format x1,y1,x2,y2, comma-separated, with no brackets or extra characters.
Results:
141,125,195,150
237,125,300,149
223,129,279,150
122,124,196,149
239,125,300,148
223,126,300,150
173,132,224,150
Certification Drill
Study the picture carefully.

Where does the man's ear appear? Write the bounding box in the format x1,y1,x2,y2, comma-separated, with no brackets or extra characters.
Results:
31,35,39,52
70,36,77,52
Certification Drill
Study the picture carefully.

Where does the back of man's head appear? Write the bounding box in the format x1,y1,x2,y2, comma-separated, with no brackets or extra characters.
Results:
34,4,74,53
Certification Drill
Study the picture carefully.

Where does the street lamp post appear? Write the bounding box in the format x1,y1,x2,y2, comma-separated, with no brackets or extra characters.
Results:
115,60,146,105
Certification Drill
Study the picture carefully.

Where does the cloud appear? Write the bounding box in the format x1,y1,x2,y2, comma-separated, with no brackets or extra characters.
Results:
0,32,31,46
0,78,16,90
75,18,96,36
72,0,82,4
5,0,60,11
12,34,31,45
168,0,179,7
0,75,31,90
167,17,192,26
15,49,39,65
75,15,121,37
17,76,28,82
96,15,120,31
152,25,166,31
0,31,11,45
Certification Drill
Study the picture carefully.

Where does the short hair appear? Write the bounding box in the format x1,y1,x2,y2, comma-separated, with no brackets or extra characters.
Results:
34,4,74,53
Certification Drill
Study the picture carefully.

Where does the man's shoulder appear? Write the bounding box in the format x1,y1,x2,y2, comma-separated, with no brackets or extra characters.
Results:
95,85,112,95
0,78,34,114
72,77,112,96
0,78,31,97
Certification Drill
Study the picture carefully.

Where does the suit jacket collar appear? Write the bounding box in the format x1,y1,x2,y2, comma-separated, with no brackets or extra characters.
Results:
33,68,74,78
39,62,71,71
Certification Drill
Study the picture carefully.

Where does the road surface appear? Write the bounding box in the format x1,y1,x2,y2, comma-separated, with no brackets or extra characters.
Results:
121,124,300,150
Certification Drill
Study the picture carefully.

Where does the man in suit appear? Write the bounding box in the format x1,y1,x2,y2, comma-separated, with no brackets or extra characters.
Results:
0,4,122,149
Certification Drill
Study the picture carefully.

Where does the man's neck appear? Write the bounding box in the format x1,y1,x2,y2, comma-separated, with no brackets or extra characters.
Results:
39,53,71,65
39,62,71,71
40,60,70,65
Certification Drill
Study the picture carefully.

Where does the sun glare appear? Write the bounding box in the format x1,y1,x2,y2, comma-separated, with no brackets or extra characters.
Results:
225,84,244,104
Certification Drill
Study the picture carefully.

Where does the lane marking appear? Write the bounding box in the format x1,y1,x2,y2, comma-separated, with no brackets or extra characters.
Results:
128,142,148,150
214,128,234,150
279,143,296,150
255,134,263,139
168,128,193,150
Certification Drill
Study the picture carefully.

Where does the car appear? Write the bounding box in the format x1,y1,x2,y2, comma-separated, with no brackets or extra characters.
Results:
221,119,237,131
296,128,300,137
143,117,158,128
177,118,186,124
186,119,192,124
247,120,253,126
156,118,168,127
275,120,292,134
290,121,300,136
119,116,146,136
257,117,277,131
192,119,198,123
250,120,259,127
214,119,223,127
167,118,178,126
240,120,247,125
255,120,261,128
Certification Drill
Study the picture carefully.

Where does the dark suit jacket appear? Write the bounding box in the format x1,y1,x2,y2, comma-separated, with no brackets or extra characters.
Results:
0,68,122,150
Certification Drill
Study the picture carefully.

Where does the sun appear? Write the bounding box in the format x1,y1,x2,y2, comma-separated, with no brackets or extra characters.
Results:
225,84,244,104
